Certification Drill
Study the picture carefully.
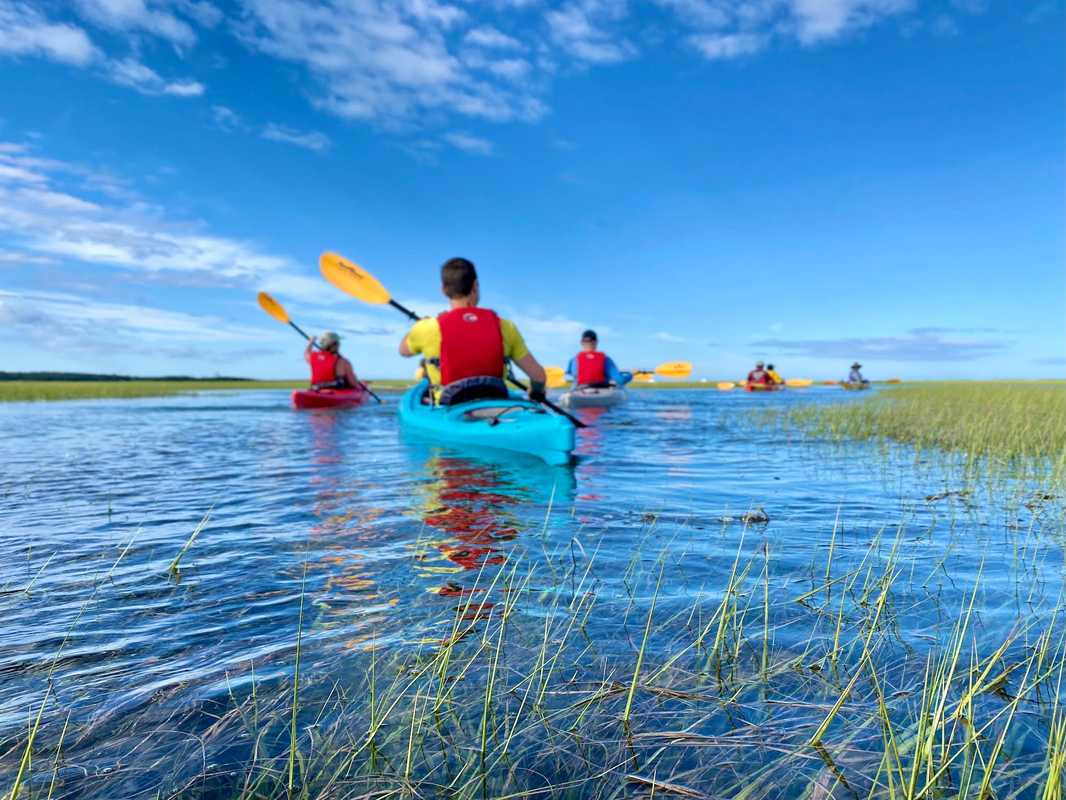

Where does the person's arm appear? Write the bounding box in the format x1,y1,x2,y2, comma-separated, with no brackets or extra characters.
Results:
338,358,358,386
604,356,624,386
514,352,547,385
399,321,424,358
501,319,546,399
304,337,316,363
565,356,576,380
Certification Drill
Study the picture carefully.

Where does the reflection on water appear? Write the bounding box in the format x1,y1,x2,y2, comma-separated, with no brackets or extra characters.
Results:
0,387,1062,798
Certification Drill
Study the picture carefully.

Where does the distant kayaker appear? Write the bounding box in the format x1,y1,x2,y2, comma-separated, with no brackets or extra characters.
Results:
306,331,359,390
746,361,773,387
566,330,626,388
766,363,783,385
399,257,548,405
847,362,869,385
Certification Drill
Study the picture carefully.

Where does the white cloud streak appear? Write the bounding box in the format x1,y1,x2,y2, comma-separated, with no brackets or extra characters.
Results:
261,123,332,151
443,131,494,155
0,141,317,295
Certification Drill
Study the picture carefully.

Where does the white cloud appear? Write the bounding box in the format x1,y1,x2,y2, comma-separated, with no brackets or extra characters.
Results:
657,0,919,56
547,0,637,64
464,25,524,50
443,131,493,155
106,57,206,96
212,105,243,131
0,1,100,65
689,32,765,59
0,141,302,287
653,331,686,343
73,0,198,47
0,1,209,98
236,0,551,126
261,123,332,152
0,289,263,345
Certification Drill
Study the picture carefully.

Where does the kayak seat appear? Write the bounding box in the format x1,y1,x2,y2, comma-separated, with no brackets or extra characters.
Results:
438,376,510,406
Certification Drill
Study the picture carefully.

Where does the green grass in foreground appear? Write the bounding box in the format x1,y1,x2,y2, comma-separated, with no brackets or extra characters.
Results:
0,379,414,402
764,381,1066,482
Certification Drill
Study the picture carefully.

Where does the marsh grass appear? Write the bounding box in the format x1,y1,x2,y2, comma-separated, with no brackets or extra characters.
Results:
0,380,413,403
760,382,1066,486
3,509,1064,800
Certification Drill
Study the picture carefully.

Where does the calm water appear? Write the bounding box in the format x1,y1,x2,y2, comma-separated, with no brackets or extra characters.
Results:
1,388,1062,798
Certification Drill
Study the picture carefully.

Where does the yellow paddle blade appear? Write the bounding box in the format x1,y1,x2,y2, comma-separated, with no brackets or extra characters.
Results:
414,365,426,381
257,292,290,324
655,361,692,378
717,381,735,390
544,366,568,389
320,252,392,305
785,378,813,387
632,372,655,383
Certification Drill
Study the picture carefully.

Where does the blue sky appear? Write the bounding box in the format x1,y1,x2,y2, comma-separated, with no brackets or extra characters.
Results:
0,0,1061,380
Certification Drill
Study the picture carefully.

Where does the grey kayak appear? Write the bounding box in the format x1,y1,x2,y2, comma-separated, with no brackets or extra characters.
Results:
558,386,628,408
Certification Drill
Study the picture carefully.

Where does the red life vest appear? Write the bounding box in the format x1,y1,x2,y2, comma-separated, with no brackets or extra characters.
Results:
576,351,607,385
747,369,772,385
437,307,505,385
310,350,340,384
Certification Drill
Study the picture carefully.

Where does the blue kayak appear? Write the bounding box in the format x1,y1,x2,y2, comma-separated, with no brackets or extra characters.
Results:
399,380,576,466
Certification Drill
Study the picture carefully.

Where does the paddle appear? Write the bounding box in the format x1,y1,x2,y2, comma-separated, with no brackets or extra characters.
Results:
631,361,694,380
545,366,568,390
319,252,587,429
256,291,382,404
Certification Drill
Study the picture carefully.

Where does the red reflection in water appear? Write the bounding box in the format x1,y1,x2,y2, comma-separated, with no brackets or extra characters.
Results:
420,456,522,586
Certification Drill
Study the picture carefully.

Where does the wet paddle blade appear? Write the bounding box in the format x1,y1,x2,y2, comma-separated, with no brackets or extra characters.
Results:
717,381,735,390
320,252,392,305
655,361,692,379
257,292,290,324
785,378,813,387
545,366,567,389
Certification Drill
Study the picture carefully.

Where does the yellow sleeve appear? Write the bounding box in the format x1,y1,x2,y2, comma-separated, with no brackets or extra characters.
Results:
405,318,440,357
499,318,530,363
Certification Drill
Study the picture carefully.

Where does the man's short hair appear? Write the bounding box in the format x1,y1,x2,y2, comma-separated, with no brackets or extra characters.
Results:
441,257,478,298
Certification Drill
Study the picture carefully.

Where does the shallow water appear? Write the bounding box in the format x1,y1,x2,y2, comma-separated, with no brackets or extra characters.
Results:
1,388,1063,798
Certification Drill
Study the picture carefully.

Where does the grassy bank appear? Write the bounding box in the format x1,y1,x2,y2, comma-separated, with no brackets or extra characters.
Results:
0,379,414,403
763,381,1066,483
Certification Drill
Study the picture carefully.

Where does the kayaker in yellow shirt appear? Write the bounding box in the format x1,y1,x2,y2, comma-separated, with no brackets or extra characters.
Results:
766,363,783,385
399,257,548,405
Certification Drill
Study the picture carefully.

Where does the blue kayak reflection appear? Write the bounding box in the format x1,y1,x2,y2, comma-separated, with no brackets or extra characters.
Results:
406,445,576,621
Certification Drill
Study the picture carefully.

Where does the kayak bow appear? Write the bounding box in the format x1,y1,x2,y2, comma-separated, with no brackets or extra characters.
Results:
558,386,627,408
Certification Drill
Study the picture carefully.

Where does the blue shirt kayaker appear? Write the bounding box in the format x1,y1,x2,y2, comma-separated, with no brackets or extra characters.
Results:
566,330,626,387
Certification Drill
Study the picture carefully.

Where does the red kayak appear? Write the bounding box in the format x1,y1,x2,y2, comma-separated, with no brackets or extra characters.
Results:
291,387,368,409
744,383,784,392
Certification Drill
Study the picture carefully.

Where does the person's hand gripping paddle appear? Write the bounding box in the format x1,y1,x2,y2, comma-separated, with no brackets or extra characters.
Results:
257,291,382,403
318,252,587,428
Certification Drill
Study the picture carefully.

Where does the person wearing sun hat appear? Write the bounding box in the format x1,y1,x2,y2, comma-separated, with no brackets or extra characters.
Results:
305,330,360,390
847,361,868,385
